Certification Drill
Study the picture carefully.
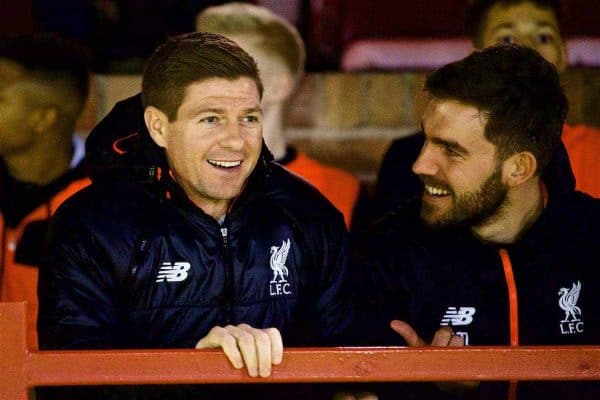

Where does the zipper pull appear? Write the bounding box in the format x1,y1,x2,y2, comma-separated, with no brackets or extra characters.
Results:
220,227,228,246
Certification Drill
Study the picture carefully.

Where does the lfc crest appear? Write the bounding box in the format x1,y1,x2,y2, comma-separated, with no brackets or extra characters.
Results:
558,281,584,335
269,239,292,296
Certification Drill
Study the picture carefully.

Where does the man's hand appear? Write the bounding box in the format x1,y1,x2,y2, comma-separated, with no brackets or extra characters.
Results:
390,320,479,392
195,324,283,377
390,320,465,347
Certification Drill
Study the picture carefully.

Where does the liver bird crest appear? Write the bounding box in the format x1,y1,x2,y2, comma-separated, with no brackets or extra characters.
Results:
270,239,290,283
558,281,582,323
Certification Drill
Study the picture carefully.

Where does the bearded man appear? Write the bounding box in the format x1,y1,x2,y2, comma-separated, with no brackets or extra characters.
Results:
354,44,600,399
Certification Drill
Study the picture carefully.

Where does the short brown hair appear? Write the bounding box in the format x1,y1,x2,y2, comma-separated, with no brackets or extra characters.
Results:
426,44,568,173
195,2,305,80
141,31,263,121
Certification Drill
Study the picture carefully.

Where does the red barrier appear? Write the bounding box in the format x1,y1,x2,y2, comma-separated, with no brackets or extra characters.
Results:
2,302,600,400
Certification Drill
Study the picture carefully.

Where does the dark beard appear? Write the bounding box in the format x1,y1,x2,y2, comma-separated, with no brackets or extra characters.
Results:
420,165,508,229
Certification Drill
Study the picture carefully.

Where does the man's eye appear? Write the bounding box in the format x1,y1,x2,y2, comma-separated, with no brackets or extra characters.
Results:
443,146,461,157
200,116,219,124
243,115,260,124
537,33,554,44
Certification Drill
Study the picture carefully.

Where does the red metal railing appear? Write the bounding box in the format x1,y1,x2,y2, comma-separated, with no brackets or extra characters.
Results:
2,302,600,400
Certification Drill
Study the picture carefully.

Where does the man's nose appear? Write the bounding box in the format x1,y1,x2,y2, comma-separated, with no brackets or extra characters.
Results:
412,145,439,176
219,120,245,149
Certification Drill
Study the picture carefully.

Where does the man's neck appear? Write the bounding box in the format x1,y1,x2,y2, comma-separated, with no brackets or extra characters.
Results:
471,179,544,244
261,102,287,161
200,202,230,223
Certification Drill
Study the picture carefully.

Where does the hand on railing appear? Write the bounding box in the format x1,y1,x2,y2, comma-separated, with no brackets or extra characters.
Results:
390,320,479,393
195,323,283,378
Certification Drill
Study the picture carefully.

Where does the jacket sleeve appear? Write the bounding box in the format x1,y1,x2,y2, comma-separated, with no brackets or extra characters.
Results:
38,200,127,350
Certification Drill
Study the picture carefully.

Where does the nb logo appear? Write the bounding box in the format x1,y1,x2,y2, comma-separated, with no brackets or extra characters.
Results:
440,306,476,326
156,262,191,283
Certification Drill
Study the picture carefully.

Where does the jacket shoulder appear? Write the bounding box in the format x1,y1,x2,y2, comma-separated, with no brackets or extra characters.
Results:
52,178,156,237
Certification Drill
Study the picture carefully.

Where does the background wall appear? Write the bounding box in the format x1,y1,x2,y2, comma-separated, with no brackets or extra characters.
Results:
77,67,600,188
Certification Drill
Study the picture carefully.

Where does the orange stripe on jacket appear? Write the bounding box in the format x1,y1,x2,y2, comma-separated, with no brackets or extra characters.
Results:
499,248,519,346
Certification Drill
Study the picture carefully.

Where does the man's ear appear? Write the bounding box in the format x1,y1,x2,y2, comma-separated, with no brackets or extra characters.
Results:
144,106,169,148
503,151,538,187
30,107,58,133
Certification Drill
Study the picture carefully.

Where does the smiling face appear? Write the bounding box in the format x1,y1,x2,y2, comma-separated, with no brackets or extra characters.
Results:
412,98,510,228
479,2,567,72
146,76,263,219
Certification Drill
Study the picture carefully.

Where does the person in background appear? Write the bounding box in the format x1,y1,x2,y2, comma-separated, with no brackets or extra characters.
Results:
196,2,363,229
373,0,599,222
356,44,600,399
0,33,91,347
38,32,352,399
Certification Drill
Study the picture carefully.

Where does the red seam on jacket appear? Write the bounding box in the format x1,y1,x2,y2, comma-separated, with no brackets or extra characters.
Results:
499,248,519,346
112,132,139,155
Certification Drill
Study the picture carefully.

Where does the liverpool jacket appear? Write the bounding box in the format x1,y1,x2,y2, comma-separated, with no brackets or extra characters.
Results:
354,162,600,398
37,95,353,352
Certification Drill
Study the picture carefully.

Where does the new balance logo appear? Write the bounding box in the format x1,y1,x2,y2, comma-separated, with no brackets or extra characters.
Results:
156,262,191,283
440,306,476,326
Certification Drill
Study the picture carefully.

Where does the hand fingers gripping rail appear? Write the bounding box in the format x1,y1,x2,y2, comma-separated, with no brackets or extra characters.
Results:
195,324,283,377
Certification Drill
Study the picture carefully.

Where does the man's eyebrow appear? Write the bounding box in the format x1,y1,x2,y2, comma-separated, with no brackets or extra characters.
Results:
190,107,225,115
535,21,560,31
490,22,516,33
420,121,470,155
244,106,263,114
189,106,262,115
430,137,470,155
490,20,560,33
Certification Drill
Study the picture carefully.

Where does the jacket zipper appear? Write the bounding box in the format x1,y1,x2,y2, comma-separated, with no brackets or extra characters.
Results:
221,227,234,325
130,239,148,279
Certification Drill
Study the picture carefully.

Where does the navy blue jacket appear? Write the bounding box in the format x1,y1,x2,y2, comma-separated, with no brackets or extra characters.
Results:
354,160,600,398
38,95,352,351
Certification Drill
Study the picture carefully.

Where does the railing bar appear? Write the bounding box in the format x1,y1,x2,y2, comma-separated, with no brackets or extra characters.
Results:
24,346,600,386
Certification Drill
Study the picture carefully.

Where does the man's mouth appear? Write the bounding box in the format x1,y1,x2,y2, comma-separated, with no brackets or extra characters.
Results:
207,159,242,169
424,184,450,197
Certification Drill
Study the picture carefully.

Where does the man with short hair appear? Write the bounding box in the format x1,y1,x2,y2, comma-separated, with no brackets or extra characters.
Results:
196,3,362,229
374,0,599,220
357,45,600,399
0,33,91,348
38,32,351,398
